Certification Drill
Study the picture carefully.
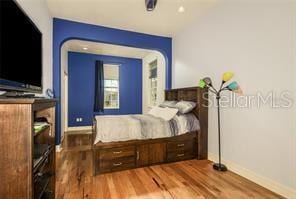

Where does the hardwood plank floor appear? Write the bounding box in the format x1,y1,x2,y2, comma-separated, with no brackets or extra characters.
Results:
63,130,92,152
56,133,284,199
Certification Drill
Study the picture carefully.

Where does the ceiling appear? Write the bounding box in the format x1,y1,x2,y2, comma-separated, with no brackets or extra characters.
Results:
46,0,217,37
64,40,155,59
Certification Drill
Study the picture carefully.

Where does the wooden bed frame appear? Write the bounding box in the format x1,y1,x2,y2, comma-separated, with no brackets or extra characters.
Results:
92,87,208,175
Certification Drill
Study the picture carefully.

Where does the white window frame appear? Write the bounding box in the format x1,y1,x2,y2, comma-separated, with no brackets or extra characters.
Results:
149,60,158,106
103,64,120,109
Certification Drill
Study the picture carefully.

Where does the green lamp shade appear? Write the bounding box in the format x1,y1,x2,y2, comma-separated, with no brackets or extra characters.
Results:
227,81,239,91
222,72,234,82
198,79,206,88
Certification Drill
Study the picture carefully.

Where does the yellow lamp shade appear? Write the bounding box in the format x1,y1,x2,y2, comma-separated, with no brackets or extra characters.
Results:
222,72,234,82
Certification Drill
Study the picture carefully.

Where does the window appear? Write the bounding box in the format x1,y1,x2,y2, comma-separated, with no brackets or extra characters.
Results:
149,60,157,106
104,64,119,109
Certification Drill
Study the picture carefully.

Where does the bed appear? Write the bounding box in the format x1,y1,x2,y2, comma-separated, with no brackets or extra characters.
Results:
92,87,208,175
93,113,200,143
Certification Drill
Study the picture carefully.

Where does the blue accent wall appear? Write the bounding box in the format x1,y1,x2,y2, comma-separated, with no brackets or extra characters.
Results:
68,52,142,127
53,18,172,144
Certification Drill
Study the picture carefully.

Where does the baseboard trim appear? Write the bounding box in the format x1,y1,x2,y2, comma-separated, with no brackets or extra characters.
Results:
67,126,92,131
56,144,63,152
208,153,296,199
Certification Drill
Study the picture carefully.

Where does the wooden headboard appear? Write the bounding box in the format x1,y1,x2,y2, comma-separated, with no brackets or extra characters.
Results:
165,87,208,159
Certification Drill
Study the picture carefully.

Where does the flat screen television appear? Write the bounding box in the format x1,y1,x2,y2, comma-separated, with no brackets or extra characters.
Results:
0,0,42,94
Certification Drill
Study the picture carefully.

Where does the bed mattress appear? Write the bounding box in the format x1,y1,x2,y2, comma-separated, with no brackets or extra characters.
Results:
94,113,200,144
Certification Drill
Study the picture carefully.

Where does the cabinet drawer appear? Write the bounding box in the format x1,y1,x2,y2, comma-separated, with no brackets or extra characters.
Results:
167,150,194,162
99,146,135,160
99,157,135,173
167,139,195,152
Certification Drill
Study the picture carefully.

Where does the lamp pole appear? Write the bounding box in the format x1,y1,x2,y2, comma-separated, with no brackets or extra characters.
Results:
213,91,227,171
199,72,240,172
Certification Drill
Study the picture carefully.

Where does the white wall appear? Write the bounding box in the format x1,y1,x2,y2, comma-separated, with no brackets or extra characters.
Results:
60,44,68,139
142,51,166,113
173,1,296,197
16,0,53,94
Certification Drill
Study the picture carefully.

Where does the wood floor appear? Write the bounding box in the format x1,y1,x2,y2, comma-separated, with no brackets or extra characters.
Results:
56,133,284,199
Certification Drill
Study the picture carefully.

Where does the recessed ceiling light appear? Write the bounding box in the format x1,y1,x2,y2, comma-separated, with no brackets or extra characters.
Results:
83,47,88,50
178,6,185,13
146,0,158,12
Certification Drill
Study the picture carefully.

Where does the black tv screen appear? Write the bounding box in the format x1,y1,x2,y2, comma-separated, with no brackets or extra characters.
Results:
0,0,42,93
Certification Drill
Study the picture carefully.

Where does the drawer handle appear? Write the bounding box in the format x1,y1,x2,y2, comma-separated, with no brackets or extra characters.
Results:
113,151,122,154
177,154,184,157
137,151,140,160
177,144,185,147
113,162,123,166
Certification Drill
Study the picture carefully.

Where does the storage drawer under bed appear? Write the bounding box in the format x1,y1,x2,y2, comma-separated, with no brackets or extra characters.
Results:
99,146,136,160
167,139,195,152
97,146,136,173
166,150,195,162
99,157,136,173
166,139,196,162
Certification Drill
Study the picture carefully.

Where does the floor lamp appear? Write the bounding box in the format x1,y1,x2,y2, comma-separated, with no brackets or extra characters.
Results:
198,72,242,172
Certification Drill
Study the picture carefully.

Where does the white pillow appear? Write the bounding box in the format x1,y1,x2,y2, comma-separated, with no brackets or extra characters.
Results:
148,106,178,121
175,101,196,114
159,100,177,108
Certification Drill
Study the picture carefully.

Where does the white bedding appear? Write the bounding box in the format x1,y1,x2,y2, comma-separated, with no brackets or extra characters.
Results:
94,113,200,144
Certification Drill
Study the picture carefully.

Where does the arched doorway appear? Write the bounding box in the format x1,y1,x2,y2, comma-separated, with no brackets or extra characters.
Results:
54,19,172,144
